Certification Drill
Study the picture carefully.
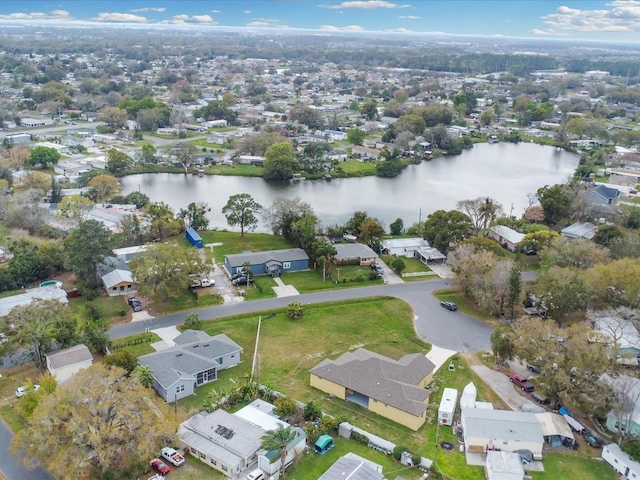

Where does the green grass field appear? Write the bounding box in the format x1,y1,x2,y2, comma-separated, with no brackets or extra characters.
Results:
531,452,616,480
194,231,295,264
433,288,496,322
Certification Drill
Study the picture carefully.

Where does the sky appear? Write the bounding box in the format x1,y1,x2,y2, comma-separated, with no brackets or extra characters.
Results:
0,1,640,44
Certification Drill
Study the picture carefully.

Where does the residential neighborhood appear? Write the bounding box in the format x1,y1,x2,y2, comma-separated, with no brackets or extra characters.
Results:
0,6,639,480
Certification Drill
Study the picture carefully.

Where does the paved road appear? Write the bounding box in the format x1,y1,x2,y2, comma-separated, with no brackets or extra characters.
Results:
0,419,55,480
471,365,532,411
110,279,493,352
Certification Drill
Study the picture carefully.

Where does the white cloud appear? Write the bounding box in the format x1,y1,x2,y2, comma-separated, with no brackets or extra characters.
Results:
92,12,148,23
386,27,413,32
542,1,640,32
130,7,166,13
245,18,289,28
320,24,365,30
324,1,409,10
398,15,420,19
170,14,218,24
0,10,73,21
529,28,556,35
244,10,252,14
211,10,221,13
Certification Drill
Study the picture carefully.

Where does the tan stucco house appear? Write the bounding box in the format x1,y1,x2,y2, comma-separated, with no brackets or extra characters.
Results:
310,348,434,430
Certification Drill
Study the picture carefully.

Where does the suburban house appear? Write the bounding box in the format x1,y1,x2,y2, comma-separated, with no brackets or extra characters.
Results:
178,399,306,477
309,348,435,430
224,248,310,277
594,316,640,363
351,145,381,161
601,373,640,438
561,221,598,240
488,225,525,252
585,184,622,221
0,285,68,318
333,243,379,265
45,344,93,384
485,451,525,480
461,408,544,458
97,256,136,297
138,330,242,402
381,238,430,257
318,453,384,480
603,443,640,480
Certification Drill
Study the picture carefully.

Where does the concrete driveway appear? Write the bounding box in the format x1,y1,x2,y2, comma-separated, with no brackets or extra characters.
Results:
471,365,531,411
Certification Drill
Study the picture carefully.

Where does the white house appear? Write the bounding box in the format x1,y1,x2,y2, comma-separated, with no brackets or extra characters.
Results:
382,238,429,257
488,225,526,252
0,286,68,318
603,443,640,480
45,344,93,384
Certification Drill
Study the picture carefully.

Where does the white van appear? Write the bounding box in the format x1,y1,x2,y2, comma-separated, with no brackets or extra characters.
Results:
246,469,265,480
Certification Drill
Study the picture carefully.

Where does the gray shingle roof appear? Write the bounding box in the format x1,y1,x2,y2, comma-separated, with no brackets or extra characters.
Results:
310,348,434,416
138,332,242,389
46,344,93,369
225,248,309,268
333,243,379,261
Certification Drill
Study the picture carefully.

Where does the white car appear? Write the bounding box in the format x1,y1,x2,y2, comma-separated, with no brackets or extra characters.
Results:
190,278,214,288
16,384,40,398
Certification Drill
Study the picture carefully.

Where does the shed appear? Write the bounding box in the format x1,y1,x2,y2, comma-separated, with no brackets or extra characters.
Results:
45,344,93,384
460,382,477,409
485,451,525,480
314,435,334,454
186,227,203,249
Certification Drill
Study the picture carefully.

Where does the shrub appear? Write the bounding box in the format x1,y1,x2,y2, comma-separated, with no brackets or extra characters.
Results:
184,312,202,329
303,400,322,421
319,415,341,433
369,271,380,281
353,274,365,282
392,445,410,461
274,396,298,418
286,302,304,320
85,302,102,321
391,258,406,274
350,431,369,445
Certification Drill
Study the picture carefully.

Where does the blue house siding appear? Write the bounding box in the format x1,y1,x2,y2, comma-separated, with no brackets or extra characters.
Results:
224,248,310,276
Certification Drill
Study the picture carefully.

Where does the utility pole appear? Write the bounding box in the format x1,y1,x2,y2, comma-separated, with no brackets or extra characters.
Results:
251,314,276,383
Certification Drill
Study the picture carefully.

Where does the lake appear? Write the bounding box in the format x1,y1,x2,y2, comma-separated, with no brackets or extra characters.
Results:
121,142,579,232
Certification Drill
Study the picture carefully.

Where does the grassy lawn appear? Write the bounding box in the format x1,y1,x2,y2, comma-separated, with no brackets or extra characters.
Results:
334,160,377,177
0,363,42,400
531,451,616,480
68,296,128,326
291,436,424,480
242,276,278,301
0,404,25,433
170,458,226,480
280,266,383,293
153,289,224,315
204,164,265,177
193,231,295,264
111,332,162,358
433,288,496,322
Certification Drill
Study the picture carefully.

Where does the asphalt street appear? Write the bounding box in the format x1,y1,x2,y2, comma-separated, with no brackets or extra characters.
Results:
0,419,55,480
110,279,494,352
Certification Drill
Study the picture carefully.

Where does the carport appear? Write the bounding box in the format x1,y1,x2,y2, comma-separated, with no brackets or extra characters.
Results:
535,412,575,448
346,390,369,408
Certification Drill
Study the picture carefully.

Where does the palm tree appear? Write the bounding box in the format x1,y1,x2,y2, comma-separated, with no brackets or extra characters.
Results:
133,364,154,388
479,197,503,230
261,424,297,478
313,240,337,282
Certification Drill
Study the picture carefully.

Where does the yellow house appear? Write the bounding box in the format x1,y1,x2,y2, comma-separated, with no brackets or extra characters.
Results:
310,348,434,431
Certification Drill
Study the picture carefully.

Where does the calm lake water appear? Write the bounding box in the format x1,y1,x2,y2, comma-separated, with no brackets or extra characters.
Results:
121,142,579,232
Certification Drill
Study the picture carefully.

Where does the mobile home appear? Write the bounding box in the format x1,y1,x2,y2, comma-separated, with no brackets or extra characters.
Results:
603,443,640,480
439,388,459,426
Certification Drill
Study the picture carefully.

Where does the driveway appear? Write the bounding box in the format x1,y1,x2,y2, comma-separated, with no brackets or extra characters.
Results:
470,365,531,411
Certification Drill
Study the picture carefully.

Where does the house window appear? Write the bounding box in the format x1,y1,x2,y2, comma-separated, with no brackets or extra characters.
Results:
112,287,117,291
127,284,131,288
176,385,184,393
210,459,217,466
615,421,627,432
191,448,197,454
199,453,206,459
222,466,228,472
283,262,291,269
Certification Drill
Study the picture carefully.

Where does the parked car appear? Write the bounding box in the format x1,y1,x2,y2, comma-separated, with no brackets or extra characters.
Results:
527,364,541,374
514,449,533,465
584,433,600,448
128,298,143,312
160,447,185,467
16,384,40,398
232,276,253,286
510,374,535,392
149,458,171,475
440,301,457,311
531,391,549,404
523,246,537,255
370,263,384,273
191,278,214,288
230,269,247,280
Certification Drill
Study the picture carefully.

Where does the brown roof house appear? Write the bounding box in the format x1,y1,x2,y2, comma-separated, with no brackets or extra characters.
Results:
310,348,434,430
45,344,94,384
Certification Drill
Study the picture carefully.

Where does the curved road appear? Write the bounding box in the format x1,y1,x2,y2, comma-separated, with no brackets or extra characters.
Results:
111,279,495,352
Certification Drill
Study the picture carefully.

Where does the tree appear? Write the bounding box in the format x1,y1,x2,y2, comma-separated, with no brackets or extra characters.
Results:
456,197,504,233
531,267,591,323
261,424,297,479
88,174,121,205
4,300,67,370
490,327,515,365
64,220,114,296
290,213,319,252
145,202,183,240
12,171,51,194
106,149,131,176
184,313,202,330
133,364,155,388
360,100,378,120
178,202,211,231
391,258,406,275
274,396,298,419
593,224,624,247
346,128,366,146
266,197,314,239
541,236,609,270
11,364,176,478
312,239,337,282
537,184,570,224
303,400,322,421
28,146,60,168
423,210,473,253
129,243,209,302
506,261,522,320
49,178,63,203
140,143,157,164
264,142,299,180
103,349,137,373
98,106,128,128
222,193,262,236
519,230,559,254
80,317,110,354
587,258,640,309
479,108,495,126
390,218,404,235
3,145,30,169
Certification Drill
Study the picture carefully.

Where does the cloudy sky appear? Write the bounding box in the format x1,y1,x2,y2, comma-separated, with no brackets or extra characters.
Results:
1,1,640,43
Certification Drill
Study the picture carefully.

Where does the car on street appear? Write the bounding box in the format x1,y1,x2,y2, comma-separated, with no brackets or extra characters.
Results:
510,374,535,392
190,278,214,288
16,384,40,398
149,458,171,475
531,391,549,404
128,298,143,312
440,301,457,311
232,276,254,286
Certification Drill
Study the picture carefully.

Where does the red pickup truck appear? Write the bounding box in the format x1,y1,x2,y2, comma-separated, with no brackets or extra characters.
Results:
510,375,535,392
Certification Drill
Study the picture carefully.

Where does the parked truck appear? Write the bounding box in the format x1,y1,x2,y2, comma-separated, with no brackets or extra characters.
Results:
160,447,185,467
186,227,203,249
